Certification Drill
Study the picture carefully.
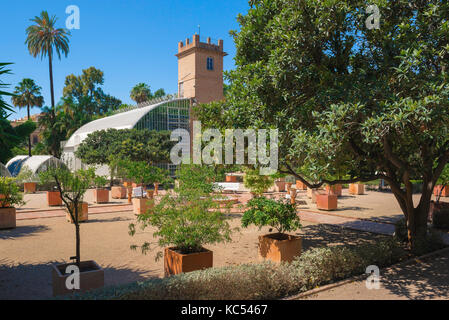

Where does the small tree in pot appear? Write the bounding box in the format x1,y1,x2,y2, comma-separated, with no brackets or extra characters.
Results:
129,164,235,276
92,175,109,204
39,167,104,296
16,166,37,193
0,177,25,229
242,197,302,263
243,167,275,197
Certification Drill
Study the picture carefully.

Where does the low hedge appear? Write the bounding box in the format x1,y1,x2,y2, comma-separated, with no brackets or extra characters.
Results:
67,238,417,300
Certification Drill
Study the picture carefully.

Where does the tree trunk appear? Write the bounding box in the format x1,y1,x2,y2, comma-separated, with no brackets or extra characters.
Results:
27,104,32,157
48,51,59,157
74,204,81,266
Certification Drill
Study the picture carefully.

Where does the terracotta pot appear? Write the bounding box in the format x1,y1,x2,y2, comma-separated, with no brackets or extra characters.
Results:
123,181,130,188
24,182,37,194
52,260,104,297
349,183,365,195
164,247,213,276
111,186,127,199
47,191,62,206
316,194,338,211
290,189,297,205
285,183,292,192
132,198,153,214
325,184,342,197
154,183,159,195
275,181,286,192
434,185,449,197
296,180,307,190
225,175,237,182
0,207,16,229
146,189,154,199
258,233,302,263
93,188,109,203
66,202,88,223
429,201,449,228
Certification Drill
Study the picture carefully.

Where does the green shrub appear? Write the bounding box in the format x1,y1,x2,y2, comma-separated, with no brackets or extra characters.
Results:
129,164,235,257
69,238,409,300
243,167,274,196
393,218,408,243
0,177,25,208
242,196,301,234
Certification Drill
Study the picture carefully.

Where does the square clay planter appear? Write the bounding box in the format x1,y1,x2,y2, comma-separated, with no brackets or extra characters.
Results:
225,175,237,182
24,182,37,194
325,184,342,197
111,186,127,199
0,207,16,229
258,233,302,263
434,185,449,197
275,181,286,192
316,194,338,211
164,247,213,276
66,202,89,223
132,198,153,214
296,180,307,190
52,260,104,297
93,188,109,203
47,191,62,206
285,183,292,192
349,183,365,195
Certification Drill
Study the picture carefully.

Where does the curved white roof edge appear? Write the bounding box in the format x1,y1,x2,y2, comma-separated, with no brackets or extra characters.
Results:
64,98,187,149
6,155,66,176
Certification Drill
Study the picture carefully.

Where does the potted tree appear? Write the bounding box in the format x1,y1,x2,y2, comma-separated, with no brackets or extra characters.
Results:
92,175,109,204
39,170,63,207
325,184,342,196
40,167,104,296
16,166,37,194
0,177,25,229
243,167,275,197
129,164,234,276
242,197,302,263
122,161,168,214
295,180,307,190
108,156,127,199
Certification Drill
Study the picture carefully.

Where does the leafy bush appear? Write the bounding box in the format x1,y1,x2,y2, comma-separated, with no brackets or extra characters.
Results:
242,196,301,234
0,177,25,208
121,160,169,198
129,164,235,257
93,175,109,189
243,167,275,196
69,238,409,300
16,166,36,183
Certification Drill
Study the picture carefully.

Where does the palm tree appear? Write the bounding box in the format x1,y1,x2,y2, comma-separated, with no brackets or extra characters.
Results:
12,79,44,156
0,63,14,113
130,83,152,104
25,11,70,156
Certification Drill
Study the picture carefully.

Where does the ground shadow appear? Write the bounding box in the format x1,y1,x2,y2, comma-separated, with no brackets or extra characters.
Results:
0,258,158,299
296,224,391,251
86,216,133,223
380,252,449,299
0,225,50,240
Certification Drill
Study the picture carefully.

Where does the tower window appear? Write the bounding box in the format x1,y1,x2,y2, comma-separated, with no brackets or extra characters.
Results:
207,57,214,70
179,82,184,98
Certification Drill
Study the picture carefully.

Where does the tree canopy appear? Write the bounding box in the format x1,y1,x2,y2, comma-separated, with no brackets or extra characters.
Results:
195,0,449,249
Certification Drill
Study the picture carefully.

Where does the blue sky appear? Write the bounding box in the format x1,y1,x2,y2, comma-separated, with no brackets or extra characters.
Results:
1,0,249,120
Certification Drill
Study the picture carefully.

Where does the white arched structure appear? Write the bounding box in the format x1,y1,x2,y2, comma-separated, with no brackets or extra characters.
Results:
61,98,190,176
6,155,66,177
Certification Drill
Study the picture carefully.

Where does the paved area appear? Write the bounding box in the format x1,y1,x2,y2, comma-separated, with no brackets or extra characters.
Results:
0,211,391,299
302,249,449,300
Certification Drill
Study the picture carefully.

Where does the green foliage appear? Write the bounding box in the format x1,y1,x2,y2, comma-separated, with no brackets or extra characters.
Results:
242,196,301,234
196,0,449,246
129,164,234,256
0,177,25,208
0,118,36,164
243,167,274,196
0,63,15,113
130,83,166,103
70,238,408,300
93,175,109,189
16,166,36,183
75,128,174,166
121,160,169,198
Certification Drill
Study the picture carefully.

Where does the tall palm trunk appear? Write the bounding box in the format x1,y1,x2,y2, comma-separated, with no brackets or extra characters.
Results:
48,51,58,157
27,104,32,156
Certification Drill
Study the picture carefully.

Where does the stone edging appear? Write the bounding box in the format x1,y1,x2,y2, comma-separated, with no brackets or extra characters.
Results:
283,246,449,300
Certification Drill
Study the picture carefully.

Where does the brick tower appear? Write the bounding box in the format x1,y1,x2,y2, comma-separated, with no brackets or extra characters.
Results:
176,34,227,104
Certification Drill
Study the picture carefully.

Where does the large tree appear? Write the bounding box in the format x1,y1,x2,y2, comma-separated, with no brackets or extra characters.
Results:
12,78,44,156
130,83,152,104
196,0,449,250
26,11,70,156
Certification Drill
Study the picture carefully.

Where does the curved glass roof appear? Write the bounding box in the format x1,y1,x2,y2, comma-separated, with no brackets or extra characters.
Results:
64,98,190,149
0,162,11,177
6,155,66,177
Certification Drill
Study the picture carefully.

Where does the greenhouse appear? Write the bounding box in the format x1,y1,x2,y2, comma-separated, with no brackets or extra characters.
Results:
0,162,11,177
5,155,66,177
62,97,191,174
